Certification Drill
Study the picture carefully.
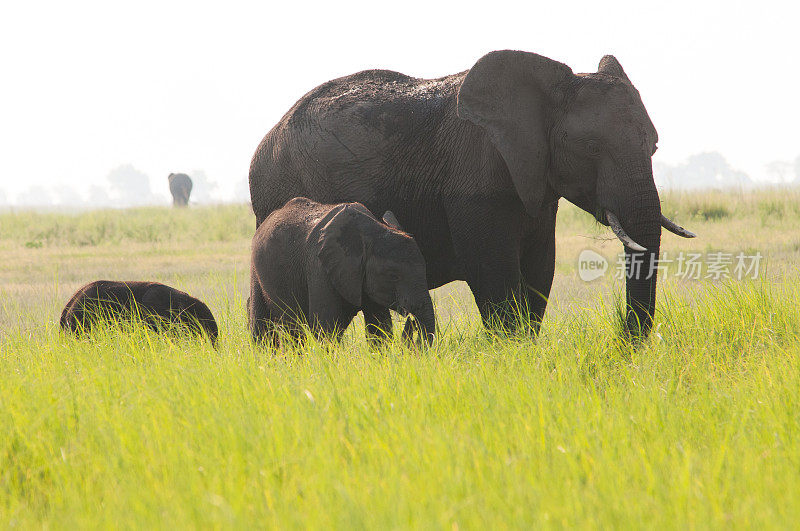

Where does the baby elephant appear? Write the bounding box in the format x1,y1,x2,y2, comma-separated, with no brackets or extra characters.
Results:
249,197,435,346
60,280,218,346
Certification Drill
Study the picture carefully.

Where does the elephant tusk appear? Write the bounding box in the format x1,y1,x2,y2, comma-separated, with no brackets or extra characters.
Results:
661,215,697,238
605,211,647,252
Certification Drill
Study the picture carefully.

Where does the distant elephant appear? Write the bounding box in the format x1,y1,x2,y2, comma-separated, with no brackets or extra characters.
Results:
248,197,435,347
60,280,218,346
168,173,192,207
248,50,696,339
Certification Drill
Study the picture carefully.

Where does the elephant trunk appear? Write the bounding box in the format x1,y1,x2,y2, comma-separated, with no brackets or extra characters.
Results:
413,295,436,346
601,160,662,339
401,293,436,346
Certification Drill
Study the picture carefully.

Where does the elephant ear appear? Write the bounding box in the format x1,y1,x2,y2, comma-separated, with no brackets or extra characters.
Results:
309,204,369,307
597,55,631,84
382,211,403,231
457,50,574,216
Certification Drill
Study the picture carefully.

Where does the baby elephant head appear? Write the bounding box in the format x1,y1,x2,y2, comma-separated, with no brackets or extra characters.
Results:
310,204,435,344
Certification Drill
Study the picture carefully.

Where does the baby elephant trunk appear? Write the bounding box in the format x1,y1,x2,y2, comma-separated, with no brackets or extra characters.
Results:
416,296,436,345
403,295,436,346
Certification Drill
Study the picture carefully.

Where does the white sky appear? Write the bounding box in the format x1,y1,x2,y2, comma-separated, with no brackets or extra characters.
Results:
1,0,798,201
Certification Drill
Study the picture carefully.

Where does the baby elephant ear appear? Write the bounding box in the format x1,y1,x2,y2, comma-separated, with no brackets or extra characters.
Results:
382,211,403,231
597,55,631,84
310,205,367,307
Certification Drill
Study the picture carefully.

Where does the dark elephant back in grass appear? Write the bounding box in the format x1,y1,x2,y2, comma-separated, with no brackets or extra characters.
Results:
60,280,218,346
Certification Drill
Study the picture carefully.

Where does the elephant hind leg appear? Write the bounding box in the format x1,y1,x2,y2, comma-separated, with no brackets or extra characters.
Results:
465,259,523,334
446,199,525,334
248,282,278,347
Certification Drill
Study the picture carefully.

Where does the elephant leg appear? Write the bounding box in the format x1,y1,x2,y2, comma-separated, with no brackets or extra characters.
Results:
280,316,305,346
307,279,356,342
450,233,522,331
248,280,276,347
448,203,523,333
519,235,556,335
362,300,393,346
519,202,558,335
401,317,416,344
468,260,523,333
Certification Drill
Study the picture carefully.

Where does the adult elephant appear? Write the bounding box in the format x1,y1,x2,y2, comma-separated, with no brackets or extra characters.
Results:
249,50,695,339
168,173,193,207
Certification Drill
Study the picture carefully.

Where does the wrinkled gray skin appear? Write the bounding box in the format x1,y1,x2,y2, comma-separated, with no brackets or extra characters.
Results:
168,173,193,207
248,197,435,347
249,50,694,338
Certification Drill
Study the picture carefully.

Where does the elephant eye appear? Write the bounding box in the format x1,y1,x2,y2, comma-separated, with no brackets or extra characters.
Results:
586,140,601,157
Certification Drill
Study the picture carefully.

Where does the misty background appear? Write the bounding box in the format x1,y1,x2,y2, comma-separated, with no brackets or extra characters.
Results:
1,0,798,209
4,154,800,209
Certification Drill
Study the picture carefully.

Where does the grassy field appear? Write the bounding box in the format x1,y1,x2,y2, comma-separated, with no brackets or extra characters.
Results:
1,190,799,527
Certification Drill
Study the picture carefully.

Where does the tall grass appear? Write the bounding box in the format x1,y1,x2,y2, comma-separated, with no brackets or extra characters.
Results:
0,204,254,247
1,280,799,528
2,192,800,527
660,187,800,224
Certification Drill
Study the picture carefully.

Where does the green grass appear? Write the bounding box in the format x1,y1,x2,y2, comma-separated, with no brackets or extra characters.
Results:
0,204,254,248
1,191,799,528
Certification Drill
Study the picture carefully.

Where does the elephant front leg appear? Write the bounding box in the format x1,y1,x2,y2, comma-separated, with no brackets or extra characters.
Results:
520,235,556,335
519,203,558,335
307,278,357,342
362,300,393,346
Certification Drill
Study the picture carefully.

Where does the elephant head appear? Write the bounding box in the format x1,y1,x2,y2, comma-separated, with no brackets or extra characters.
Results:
168,173,193,207
310,204,435,344
457,50,694,337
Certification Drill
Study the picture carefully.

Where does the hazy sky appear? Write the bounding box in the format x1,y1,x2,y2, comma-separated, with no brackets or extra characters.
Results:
1,0,798,201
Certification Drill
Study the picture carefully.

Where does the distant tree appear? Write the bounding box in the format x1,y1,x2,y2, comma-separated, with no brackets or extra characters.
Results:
53,184,85,206
17,185,53,206
234,177,250,202
106,164,156,206
88,185,112,206
188,170,219,203
766,160,793,183
795,155,800,182
654,151,752,190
